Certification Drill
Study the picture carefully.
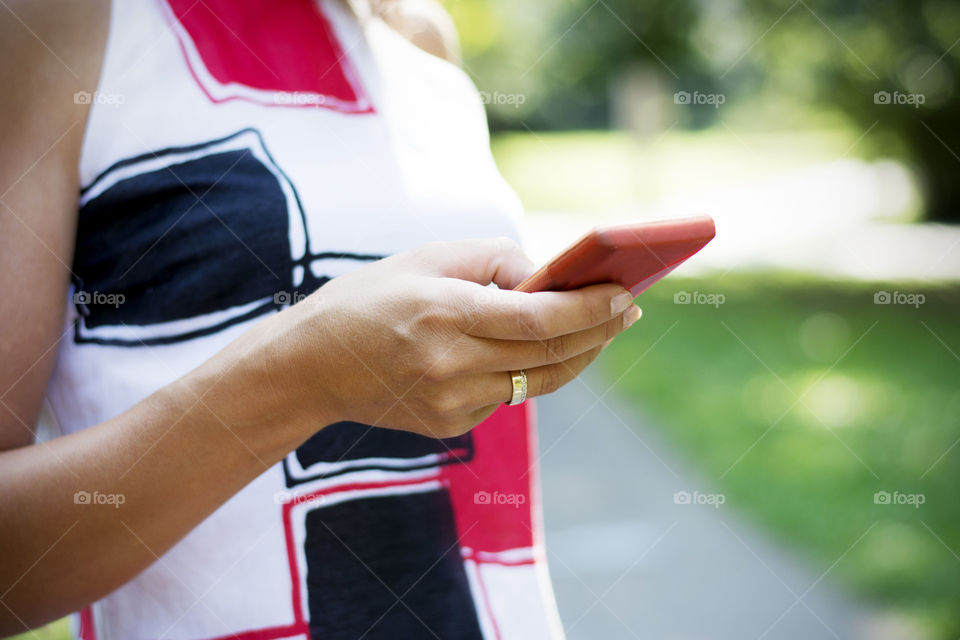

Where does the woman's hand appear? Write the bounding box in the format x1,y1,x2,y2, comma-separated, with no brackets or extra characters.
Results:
255,237,641,439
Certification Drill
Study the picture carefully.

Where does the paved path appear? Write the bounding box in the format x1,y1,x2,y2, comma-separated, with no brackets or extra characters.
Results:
535,368,920,640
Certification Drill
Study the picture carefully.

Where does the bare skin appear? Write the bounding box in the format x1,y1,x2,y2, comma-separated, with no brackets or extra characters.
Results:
0,0,641,633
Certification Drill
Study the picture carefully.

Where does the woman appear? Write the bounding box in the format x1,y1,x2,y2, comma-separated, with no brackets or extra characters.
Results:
0,0,641,637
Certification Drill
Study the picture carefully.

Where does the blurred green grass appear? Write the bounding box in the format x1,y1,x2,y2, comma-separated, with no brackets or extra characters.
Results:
490,129,921,219
598,273,960,638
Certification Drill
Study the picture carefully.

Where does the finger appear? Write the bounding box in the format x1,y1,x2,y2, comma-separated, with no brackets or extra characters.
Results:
461,282,633,340
414,237,535,289
459,344,605,410
467,304,641,372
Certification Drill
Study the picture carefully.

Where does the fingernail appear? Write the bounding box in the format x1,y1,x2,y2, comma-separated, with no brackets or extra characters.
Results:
610,292,632,316
623,305,642,328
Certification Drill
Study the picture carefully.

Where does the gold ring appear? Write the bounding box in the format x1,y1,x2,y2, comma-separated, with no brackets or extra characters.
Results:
506,370,527,406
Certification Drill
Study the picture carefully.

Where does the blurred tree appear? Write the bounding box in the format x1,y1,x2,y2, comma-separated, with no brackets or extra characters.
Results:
452,0,704,131
533,0,704,130
730,0,960,221
447,0,960,221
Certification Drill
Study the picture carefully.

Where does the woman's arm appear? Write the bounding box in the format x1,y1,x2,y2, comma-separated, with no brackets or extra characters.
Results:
0,2,641,633
1,245,638,634
0,337,325,631
0,0,109,453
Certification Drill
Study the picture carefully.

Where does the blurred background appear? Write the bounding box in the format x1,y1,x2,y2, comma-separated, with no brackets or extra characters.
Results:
450,0,959,639
15,0,960,639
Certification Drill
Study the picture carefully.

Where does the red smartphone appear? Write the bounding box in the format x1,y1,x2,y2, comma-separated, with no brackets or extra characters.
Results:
514,216,715,296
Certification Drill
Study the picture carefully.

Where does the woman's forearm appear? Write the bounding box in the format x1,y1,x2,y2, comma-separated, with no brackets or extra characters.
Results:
0,325,322,633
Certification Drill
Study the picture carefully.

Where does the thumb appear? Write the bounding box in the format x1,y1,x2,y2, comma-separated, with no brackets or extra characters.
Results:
415,237,536,289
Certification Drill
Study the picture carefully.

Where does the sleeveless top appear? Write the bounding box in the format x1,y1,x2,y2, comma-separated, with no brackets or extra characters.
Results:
40,0,564,637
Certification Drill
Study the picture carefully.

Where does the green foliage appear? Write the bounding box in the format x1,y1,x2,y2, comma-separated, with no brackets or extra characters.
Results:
446,0,960,220
728,0,960,221
490,128,879,214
